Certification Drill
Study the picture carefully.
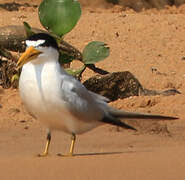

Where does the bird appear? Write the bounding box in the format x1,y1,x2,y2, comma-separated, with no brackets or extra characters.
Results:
17,33,178,157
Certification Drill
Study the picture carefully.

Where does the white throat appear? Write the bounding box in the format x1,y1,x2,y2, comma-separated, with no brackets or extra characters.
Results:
31,46,59,66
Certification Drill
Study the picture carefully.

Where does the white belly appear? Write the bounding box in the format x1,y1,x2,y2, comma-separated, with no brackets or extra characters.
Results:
19,63,101,134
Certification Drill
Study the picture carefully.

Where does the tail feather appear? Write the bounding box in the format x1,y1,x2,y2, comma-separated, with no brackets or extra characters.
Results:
109,109,178,120
101,115,137,131
101,108,178,131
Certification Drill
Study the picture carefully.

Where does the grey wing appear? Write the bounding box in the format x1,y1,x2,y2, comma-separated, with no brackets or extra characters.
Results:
59,75,138,130
60,75,105,121
88,91,110,103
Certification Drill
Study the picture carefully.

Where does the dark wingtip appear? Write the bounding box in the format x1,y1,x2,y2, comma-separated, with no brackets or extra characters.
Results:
110,109,179,121
102,116,137,131
152,115,179,120
126,124,137,131
119,121,137,131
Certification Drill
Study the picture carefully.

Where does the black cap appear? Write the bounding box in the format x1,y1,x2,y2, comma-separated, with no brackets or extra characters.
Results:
27,33,59,50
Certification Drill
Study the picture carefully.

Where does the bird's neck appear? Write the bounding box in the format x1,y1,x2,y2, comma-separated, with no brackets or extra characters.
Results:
34,60,63,81
21,58,65,88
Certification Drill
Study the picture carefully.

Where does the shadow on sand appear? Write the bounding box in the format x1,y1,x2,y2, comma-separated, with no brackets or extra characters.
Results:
57,149,152,157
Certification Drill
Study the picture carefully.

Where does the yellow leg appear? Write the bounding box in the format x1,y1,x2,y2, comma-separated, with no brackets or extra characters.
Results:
69,133,76,156
38,132,51,157
58,133,76,157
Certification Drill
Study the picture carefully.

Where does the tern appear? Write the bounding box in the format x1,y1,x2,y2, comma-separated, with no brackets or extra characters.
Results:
17,33,177,156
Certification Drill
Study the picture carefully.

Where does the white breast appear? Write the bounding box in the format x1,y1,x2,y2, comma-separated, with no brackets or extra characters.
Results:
19,61,101,134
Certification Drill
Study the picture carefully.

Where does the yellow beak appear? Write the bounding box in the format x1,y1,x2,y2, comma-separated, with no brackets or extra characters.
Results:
17,46,42,69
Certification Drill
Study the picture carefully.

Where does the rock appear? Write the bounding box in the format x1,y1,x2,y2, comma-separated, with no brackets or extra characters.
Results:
83,71,181,101
83,71,144,101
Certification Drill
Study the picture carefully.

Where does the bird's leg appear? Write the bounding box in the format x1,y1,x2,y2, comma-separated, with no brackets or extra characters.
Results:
58,133,76,157
69,133,76,156
38,131,51,157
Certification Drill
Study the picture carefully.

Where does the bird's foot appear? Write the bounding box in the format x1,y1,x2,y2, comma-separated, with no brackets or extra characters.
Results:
37,152,49,157
57,152,74,157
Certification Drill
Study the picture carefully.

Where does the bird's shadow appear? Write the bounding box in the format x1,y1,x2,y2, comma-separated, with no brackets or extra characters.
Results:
74,151,126,156
58,149,151,157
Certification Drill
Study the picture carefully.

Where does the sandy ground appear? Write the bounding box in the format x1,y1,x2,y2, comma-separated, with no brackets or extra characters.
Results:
1,0,185,179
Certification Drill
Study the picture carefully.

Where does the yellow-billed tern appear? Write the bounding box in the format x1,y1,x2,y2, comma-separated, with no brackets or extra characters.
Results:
17,33,177,156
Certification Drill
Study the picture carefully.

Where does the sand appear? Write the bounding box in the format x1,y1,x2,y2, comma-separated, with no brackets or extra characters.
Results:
0,0,185,179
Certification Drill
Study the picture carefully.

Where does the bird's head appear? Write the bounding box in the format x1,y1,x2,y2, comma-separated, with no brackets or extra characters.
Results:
17,33,59,68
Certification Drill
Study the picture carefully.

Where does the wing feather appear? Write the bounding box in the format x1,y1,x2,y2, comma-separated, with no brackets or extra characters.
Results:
60,75,104,121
